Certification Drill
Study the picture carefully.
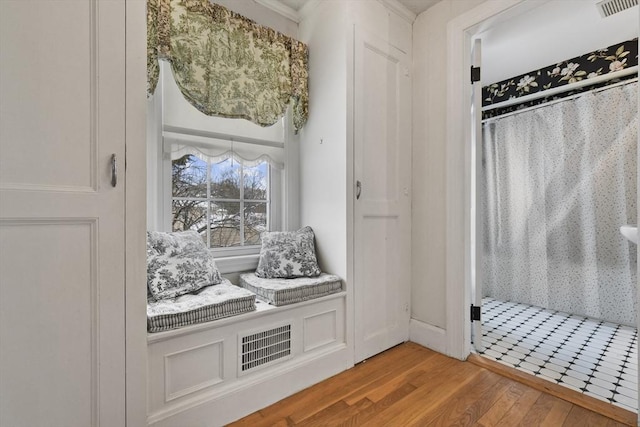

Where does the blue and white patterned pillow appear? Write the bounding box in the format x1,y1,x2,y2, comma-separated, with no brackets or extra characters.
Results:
255,226,322,279
147,230,223,300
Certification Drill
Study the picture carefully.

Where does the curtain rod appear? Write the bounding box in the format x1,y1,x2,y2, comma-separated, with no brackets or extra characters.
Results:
163,125,285,149
482,66,638,113
482,77,638,123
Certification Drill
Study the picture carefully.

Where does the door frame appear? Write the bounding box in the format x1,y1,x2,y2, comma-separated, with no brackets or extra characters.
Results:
445,0,527,361
125,0,148,425
446,0,640,396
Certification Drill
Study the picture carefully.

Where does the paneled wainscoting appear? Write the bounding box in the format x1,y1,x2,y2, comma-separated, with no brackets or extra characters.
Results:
228,342,634,426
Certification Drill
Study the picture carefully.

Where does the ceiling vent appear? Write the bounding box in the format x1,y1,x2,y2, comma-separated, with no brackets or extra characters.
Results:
596,0,638,17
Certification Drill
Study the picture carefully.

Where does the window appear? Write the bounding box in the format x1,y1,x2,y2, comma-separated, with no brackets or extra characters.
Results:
172,155,271,252
150,61,294,266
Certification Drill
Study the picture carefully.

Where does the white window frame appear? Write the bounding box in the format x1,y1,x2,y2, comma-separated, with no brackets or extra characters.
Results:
170,157,274,257
148,65,299,273
157,113,297,273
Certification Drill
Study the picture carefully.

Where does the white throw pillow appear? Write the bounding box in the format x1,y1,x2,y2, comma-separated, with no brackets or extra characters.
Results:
255,226,321,279
147,230,222,300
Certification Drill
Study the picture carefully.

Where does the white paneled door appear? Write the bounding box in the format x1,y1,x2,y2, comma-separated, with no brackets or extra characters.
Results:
353,27,411,363
0,1,126,425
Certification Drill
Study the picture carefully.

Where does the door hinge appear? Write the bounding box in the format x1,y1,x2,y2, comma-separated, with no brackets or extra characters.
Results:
471,66,481,83
470,304,481,322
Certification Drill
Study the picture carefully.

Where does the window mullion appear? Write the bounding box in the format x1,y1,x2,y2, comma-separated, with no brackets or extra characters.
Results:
267,165,271,232
239,163,245,246
207,159,211,248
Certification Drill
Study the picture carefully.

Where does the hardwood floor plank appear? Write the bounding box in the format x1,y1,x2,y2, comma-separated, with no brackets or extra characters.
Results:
228,409,265,427
563,405,631,427
241,343,419,427
494,387,542,426
227,343,635,427
341,382,417,426
295,400,351,427
297,398,374,427
365,360,482,425
475,381,530,426
539,398,572,426
518,392,558,426
365,353,455,403
287,343,429,424
342,350,437,405
420,373,512,426
468,353,636,425
271,419,292,427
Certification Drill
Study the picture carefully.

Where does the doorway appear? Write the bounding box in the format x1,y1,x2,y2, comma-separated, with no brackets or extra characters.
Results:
446,0,639,417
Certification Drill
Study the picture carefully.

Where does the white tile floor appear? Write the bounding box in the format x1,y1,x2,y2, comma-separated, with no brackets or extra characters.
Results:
474,297,638,412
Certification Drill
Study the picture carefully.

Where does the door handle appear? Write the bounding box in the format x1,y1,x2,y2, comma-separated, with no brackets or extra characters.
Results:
111,154,117,188
356,180,362,200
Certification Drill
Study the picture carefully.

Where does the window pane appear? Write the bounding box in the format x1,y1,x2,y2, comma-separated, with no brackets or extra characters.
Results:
211,158,240,200
172,199,208,243
243,162,268,201
172,154,207,198
210,201,241,247
244,202,267,245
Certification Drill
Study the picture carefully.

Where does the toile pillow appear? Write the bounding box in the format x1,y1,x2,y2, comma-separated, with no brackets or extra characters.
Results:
255,226,322,279
147,230,223,300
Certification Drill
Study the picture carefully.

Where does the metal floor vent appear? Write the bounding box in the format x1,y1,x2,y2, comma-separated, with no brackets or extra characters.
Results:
240,324,291,372
597,0,638,17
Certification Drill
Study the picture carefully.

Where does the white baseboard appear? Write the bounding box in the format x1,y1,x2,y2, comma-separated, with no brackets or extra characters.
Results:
148,345,352,427
409,318,447,355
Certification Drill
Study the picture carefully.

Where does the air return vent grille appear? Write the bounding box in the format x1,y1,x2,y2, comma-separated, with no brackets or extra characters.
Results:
596,0,638,17
240,324,291,373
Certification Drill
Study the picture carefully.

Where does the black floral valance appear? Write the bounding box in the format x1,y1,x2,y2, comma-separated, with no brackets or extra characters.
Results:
483,38,638,118
147,0,309,131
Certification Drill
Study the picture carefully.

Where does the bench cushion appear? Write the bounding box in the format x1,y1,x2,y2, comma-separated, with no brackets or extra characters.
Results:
147,279,256,332
239,273,343,306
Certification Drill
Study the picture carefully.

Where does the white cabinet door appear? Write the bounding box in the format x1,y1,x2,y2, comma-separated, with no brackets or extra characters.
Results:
353,27,411,363
0,1,126,425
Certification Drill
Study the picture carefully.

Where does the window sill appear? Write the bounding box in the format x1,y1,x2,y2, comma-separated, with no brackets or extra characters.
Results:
215,253,260,274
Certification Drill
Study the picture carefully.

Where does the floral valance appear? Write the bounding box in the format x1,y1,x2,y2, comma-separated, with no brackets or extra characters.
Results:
483,38,638,118
147,0,309,131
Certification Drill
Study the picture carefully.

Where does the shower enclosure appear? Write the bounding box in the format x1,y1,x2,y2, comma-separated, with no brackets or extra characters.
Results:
477,80,638,411
482,82,638,327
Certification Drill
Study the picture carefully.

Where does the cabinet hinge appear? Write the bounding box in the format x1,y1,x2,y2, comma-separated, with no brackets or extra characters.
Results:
471,66,481,83
470,304,481,322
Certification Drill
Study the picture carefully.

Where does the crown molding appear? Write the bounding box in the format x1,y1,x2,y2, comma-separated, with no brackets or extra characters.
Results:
254,0,301,22
253,0,416,25
380,0,417,23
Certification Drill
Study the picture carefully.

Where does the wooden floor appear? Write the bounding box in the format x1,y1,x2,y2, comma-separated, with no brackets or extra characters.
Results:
228,342,635,426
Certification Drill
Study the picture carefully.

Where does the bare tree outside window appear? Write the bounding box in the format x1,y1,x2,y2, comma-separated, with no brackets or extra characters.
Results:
172,154,269,248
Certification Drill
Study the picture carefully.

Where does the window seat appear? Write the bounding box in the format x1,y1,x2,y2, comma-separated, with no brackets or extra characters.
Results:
146,281,348,426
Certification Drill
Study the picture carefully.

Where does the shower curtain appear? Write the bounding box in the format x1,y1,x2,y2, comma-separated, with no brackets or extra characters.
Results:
482,82,638,326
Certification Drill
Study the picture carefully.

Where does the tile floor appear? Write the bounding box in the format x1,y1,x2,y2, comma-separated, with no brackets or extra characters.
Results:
474,297,638,412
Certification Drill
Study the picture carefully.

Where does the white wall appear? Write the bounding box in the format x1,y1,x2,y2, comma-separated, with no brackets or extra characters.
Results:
298,2,348,280
411,0,487,331
480,0,639,84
